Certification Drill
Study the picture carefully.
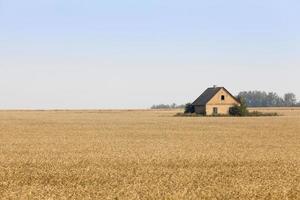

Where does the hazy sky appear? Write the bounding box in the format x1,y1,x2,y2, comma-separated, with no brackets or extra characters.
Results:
1,0,299,109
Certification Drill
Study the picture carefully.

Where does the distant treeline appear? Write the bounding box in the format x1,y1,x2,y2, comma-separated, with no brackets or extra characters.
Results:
151,91,300,109
151,103,185,109
238,91,300,107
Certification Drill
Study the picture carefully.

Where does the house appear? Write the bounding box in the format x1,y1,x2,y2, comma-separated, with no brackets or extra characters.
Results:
192,86,240,115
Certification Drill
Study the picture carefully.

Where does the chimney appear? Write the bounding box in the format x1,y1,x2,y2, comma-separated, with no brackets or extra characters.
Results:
213,85,217,88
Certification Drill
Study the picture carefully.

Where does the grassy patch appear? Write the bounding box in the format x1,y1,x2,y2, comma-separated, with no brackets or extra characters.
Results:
247,111,279,116
175,111,279,117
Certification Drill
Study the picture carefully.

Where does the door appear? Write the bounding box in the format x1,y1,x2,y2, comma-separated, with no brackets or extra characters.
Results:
213,107,218,115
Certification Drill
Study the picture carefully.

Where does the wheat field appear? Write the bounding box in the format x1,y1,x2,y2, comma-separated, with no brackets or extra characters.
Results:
0,109,300,199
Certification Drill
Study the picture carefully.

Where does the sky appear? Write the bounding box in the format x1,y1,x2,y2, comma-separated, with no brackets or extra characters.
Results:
0,0,299,109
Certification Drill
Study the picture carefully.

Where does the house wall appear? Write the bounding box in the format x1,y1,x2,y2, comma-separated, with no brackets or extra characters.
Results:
206,105,233,115
206,88,240,115
194,106,206,114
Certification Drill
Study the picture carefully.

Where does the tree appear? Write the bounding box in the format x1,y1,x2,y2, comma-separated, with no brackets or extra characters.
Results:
229,97,249,116
238,91,298,107
151,103,185,109
238,91,270,107
284,93,297,106
184,103,195,114
267,92,283,107
171,103,177,109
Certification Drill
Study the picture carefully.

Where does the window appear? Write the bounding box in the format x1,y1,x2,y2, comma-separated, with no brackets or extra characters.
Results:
213,107,218,114
221,95,225,101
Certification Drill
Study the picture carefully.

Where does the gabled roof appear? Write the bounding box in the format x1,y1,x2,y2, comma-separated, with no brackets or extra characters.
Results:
192,87,240,106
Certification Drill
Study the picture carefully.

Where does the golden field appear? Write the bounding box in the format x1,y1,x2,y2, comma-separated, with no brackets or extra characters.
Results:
0,108,300,199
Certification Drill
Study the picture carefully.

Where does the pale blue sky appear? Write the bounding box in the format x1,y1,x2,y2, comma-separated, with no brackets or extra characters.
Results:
1,0,299,109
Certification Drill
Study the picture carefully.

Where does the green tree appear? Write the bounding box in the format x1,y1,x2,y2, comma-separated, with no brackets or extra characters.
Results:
184,103,195,114
284,93,297,106
229,97,249,116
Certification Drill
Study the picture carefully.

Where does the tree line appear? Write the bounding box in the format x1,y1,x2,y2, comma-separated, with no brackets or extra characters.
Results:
151,91,300,109
238,91,300,107
151,103,185,109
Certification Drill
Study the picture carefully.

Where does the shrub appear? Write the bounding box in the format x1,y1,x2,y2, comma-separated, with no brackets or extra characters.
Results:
184,103,195,114
229,98,279,117
229,98,249,116
248,111,279,117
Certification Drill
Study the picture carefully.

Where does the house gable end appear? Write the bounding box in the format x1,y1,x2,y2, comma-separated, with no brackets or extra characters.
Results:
206,88,240,105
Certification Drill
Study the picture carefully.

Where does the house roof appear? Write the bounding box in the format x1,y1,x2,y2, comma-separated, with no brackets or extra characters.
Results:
192,87,240,106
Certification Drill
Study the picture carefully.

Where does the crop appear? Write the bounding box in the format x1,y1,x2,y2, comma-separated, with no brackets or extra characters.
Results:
0,109,300,199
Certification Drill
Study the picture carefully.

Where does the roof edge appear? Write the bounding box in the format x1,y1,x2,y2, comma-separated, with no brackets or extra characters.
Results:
192,87,240,106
